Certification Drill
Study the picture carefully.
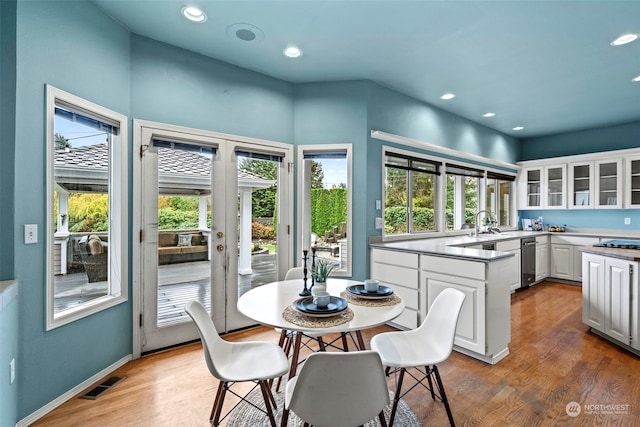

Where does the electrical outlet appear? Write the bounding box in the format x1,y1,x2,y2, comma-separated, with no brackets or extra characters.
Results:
10,359,15,384
625,218,631,225
24,224,38,244
375,217,383,229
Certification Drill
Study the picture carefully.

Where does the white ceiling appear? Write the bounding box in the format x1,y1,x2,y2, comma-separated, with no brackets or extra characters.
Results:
92,0,640,139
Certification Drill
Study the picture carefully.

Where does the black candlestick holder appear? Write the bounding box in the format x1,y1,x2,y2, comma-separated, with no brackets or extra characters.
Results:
299,250,311,296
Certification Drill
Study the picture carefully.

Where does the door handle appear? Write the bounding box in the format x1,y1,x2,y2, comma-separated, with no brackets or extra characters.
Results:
217,232,223,238
217,245,224,252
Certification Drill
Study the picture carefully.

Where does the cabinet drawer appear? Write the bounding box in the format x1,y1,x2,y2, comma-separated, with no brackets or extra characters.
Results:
535,235,548,245
370,262,419,289
550,236,599,246
496,239,520,251
389,308,418,330
390,284,419,311
371,249,419,269
420,255,485,281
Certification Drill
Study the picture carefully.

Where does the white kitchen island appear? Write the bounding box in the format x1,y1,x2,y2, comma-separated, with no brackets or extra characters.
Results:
370,239,514,365
581,245,640,355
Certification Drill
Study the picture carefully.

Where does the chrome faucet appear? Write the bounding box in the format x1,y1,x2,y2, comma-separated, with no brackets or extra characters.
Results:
474,210,493,237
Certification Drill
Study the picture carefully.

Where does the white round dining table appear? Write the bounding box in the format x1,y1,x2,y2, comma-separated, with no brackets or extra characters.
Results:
237,278,405,379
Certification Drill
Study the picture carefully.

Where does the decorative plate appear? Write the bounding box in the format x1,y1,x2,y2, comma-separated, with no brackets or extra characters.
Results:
294,296,348,316
347,284,394,299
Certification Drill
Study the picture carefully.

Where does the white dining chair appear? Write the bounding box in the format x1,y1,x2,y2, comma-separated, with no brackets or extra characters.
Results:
280,351,390,427
185,300,289,427
370,288,466,427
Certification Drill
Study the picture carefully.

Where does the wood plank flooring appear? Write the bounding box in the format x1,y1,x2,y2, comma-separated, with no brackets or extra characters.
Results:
32,282,640,426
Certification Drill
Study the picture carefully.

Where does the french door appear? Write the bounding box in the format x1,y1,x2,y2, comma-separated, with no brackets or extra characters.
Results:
135,121,292,353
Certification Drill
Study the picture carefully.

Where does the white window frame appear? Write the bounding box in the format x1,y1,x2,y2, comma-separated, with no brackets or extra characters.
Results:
46,85,128,330
381,144,517,241
296,144,352,277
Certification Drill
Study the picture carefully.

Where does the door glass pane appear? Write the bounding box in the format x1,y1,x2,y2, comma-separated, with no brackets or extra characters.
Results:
156,142,212,327
572,164,590,206
598,162,618,206
237,155,279,296
411,170,436,232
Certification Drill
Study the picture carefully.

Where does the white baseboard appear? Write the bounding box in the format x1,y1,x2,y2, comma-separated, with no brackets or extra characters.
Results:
16,354,132,427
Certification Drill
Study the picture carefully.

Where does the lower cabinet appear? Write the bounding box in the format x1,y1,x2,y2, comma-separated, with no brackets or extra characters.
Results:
535,236,548,282
496,239,521,292
582,253,637,348
550,236,599,282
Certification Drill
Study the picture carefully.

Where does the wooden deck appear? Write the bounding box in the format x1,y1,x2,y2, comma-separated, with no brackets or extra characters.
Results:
54,254,278,326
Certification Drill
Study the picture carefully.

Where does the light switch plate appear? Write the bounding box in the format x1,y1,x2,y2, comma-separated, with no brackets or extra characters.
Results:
625,217,631,225
24,224,38,244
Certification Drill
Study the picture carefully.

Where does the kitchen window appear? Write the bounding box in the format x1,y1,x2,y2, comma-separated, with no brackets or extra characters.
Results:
46,85,128,330
486,171,515,227
445,164,482,231
384,152,441,235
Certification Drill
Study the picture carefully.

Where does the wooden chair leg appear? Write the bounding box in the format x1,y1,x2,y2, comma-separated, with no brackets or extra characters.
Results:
317,336,326,351
355,330,366,350
280,408,290,427
340,332,349,351
378,410,388,427
432,365,455,427
288,332,303,379
211,381,227,426
389,368,405,427
259,380,277,427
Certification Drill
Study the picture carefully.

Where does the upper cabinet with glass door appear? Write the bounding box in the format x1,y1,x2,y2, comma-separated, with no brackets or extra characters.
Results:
594,159,622,208
568,162,593,209
518,164,566,209
625,155,640,208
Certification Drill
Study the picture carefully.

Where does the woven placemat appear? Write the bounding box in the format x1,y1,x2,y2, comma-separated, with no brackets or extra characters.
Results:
282,305,354,328
340,290,402,307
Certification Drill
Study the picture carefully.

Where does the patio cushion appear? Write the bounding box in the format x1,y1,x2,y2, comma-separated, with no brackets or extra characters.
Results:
159,233,178,247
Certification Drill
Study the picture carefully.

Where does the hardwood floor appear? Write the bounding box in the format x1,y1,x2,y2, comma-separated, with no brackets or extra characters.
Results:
33,282,640,426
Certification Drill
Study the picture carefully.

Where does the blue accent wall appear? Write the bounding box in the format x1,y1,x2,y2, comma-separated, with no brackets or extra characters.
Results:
0,0,16,282
294,81,368,278
131,35,294,143
0,285,18,427
520,120,640,161
521,210,640,231
14,0,132,419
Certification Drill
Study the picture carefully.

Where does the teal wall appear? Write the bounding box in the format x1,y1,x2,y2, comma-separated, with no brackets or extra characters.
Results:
14,0,132,419
294,81,368,278
1,2,18,426
0,0,16,281
520,120,640,161
130,35,294,143
519,120,640,229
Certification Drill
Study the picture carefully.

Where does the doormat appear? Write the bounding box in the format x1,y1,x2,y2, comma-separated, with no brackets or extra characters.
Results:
79,376,126,400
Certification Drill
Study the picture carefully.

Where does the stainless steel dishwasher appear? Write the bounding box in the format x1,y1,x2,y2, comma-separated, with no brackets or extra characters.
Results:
521,237,536,289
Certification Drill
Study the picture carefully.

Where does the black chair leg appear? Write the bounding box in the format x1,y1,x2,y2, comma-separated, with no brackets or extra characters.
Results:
389,368,405,426
426,365,436,400
378,410,388,427
432,365,455,427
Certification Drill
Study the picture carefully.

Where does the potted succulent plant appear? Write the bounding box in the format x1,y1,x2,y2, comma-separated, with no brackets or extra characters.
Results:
311,258,336,294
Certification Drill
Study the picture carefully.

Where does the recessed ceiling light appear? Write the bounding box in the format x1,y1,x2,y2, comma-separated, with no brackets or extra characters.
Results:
440,93,456,100
611,33,638,46
633,74,640,82
283,47,303,58
512,126,525,131
181,6,207,23
482,112,496,118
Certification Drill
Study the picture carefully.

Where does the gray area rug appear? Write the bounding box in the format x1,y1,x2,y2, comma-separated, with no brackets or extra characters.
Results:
227,387,421,426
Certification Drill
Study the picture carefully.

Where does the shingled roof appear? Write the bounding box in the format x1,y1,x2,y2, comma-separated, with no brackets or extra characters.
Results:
54,143,275,194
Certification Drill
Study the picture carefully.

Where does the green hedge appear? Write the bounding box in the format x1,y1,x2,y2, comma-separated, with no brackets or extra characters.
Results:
311,188,347,236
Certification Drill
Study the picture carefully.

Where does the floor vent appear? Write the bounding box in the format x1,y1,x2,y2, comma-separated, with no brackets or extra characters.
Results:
79,376,125,400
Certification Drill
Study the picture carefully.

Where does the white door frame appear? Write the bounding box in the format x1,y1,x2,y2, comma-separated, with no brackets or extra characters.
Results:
132,119,293,358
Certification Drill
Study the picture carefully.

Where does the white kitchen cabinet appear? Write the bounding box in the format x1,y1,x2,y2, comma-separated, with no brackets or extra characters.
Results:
594,159,622,209
625,154,640,208
370,249,421,330
496,239,521,292
535,235,548,282
582,253,635,346
518,164,566,209
568,161,593,209
421,254,511,364
550,236,599,282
